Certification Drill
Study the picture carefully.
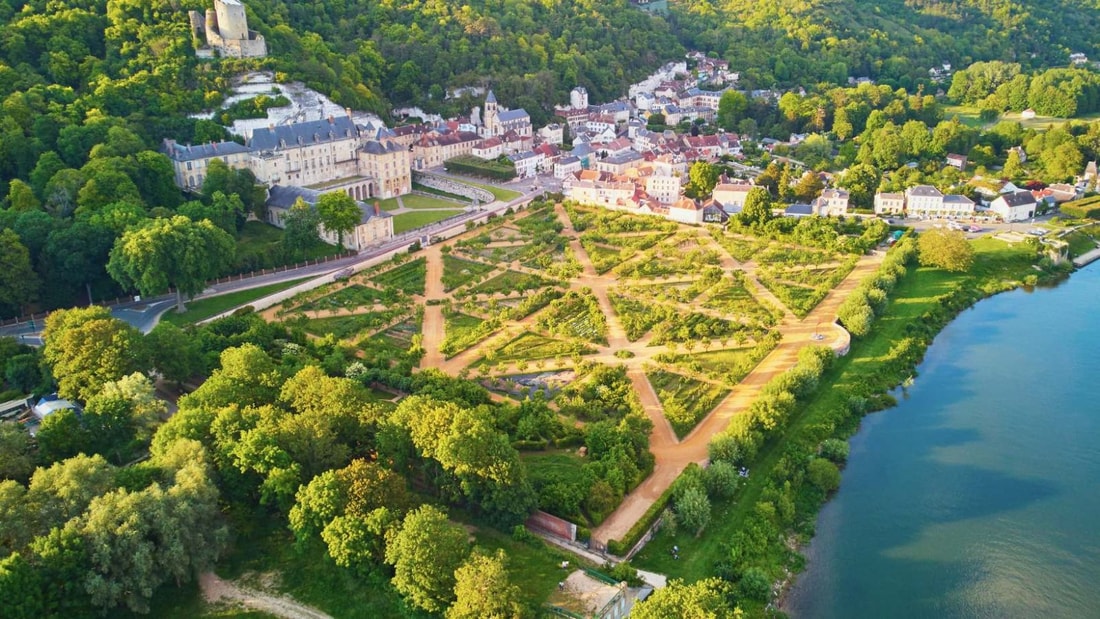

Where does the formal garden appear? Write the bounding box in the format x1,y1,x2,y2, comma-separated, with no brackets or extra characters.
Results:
259,197,883,550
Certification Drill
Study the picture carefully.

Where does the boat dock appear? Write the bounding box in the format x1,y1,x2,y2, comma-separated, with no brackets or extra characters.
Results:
1072,246,1100,268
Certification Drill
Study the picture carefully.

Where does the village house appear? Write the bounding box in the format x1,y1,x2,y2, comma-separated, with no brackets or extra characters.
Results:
594,151,645,175
472,137,503,160
990,190,1037,222
904,185,945,218
411,130,481,170
669,197,704,224
812,188,850,216
945,153,968,170
874,192,906,216
711,181,754,214
555,156,582,179
508,150,545,179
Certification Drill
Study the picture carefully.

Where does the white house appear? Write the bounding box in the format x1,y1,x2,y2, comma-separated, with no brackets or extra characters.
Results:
712,182,754,214
990,190,1037,222
508,150,545,178
812,188,850,216
669,198,704,224
905,185,944,218
555,156,582,179
472,137,503,160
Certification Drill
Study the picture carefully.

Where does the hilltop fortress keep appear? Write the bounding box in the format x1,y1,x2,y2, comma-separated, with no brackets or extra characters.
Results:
189,0,267,59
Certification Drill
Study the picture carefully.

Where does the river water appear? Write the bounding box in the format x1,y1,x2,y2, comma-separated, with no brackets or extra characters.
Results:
786,265,1100,618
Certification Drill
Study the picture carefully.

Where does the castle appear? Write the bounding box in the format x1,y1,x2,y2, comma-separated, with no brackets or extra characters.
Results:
189,0,267,59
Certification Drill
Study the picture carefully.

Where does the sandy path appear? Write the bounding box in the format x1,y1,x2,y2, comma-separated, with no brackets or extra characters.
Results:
200,572,333,619
419,245,446,369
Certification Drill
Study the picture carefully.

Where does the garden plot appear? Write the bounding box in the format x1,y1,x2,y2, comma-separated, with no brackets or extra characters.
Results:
757,255,858,317
441,254,498,291
482,370,576,401
614,244,722,279
459,270,558,298
653,333,781,387
711,232,771,262
564,203,677,234
295,308,408,340
580,239,634,274
440,309,499,357
701,274,780,326
647,369,731,438
292,284,404,313
536,291,608,345
369,257,427,295
475,332,594,368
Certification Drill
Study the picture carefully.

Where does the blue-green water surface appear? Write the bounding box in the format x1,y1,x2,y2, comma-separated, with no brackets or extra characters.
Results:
786,266,1100,618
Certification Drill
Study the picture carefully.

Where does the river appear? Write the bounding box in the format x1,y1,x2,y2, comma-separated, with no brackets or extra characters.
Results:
785,265,1100,618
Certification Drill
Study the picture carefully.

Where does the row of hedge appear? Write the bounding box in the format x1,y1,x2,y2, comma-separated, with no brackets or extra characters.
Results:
445,154,517,181
1060,195,1100,220
608,479,677,556
836,237,917,337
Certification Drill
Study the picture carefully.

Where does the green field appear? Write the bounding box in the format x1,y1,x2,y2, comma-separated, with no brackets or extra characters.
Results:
160,278,311,326
236,221,343,264
392,209,463,233
401,194,465,210
462,270,555,297
376,197,401,211
440,311,492,357
456,178,522,202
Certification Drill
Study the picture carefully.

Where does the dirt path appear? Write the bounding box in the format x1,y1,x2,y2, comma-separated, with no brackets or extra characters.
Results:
200,572,333,619
419,245,447,369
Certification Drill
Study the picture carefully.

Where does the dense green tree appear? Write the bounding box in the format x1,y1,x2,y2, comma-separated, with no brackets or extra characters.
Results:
807,458,841,492
316,192,361,249
385,504,471,614
282,197,322,257
0,424,35,483
145,322,204,387
42,306,146,402
918,229,974,272
107,215,235,312
0,229,39,317
793,171,825,203
716,91,749,132
632,578,741,619
837,163,881,210
739,187,773,227
447,549,526,619
8,179,40,212
1002,149,1024,180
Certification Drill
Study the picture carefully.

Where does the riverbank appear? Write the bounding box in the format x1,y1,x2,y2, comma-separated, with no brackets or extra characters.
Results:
631,236,1070,616
786,264,1100,618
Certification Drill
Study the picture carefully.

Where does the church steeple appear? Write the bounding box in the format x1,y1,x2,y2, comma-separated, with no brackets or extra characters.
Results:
483,90,500,137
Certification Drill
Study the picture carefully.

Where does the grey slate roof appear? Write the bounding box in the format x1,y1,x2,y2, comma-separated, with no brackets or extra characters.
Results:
906,184,943,197
997,190,1036,206
498,108,530,122
249,117,359,151
360,140,404,155
163,139,250,162
266,185,391,223
485,90,497,104
785,204,814,216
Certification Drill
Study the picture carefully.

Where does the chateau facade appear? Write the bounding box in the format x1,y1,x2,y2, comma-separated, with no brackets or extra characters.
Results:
164,115,411,202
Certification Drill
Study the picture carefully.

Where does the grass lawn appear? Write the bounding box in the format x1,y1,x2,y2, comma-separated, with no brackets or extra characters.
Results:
1061,226,1100,257
942,104,985,128
236,221,342,264
442,254,497,291
160,278,311,326
392,209,463,233
371,257,427,295
632,237,1039,587
401,194,464,210
376,197,401,211
1002,110,1100,131
134,579,279,619
455,178,522,202
647,369,731,438
412,182,473,203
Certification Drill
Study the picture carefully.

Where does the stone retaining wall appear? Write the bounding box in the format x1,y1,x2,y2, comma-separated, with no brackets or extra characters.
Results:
413,172,495,204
